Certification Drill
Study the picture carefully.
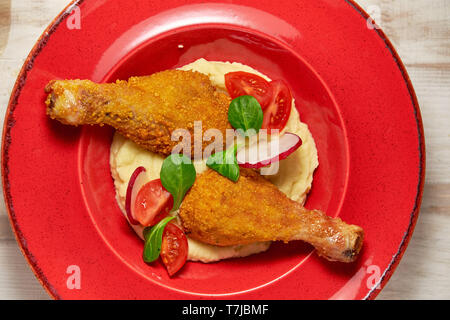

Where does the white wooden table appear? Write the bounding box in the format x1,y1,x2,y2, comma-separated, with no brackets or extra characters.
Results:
0,0,449,300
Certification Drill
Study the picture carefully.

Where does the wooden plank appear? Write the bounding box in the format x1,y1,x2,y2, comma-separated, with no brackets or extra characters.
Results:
405,66,450,184
0,0,11,55
0,0,68,60
357,0,450,66
0,214,13,241
378,205,450,299
378,179,450,299
0,241,50,299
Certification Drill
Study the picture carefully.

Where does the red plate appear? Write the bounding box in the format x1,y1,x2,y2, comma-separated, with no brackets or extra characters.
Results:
1,0,425,299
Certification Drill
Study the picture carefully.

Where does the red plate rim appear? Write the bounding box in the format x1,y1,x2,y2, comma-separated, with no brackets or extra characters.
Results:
1,0,426,300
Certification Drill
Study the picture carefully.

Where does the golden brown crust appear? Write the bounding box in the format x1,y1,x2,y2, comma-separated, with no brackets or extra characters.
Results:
45,70,231,157
45,69,364,263
179,169,364,263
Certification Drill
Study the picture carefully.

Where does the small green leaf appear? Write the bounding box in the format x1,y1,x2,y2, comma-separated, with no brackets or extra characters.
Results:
228,95,263,136
142,216,176,263
206,144,240,182
160,154,196,211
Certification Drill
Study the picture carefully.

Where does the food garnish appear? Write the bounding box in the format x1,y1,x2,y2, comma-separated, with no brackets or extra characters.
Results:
224,72,293,133
160,154,196,211
143,217,189,276
143,216,176,263
161,223,188,276
134,179,173,226
127,166,173,226
225,71,272,109
262,80,293,131
227,95,263,136
206,144,240,182
125,166,147,225
236,132,302,169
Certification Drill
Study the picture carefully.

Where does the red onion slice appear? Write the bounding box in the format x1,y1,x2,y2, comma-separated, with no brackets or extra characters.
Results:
236,132,302,169
125,166,147,225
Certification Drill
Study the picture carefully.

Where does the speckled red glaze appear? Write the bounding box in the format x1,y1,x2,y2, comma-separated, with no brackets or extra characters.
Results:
1,0,425,299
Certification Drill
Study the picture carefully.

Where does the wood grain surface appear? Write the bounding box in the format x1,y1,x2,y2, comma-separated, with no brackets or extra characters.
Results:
0,0,449,300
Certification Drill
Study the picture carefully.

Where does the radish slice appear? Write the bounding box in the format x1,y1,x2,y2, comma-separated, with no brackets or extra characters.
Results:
125,166,147,225
236,132,302,169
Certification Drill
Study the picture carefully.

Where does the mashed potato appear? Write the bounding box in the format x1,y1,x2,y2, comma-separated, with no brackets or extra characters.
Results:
110,59,319,262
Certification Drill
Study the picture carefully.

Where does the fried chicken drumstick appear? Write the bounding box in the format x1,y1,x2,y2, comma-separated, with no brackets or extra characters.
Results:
179,169,364,263
45,70,230,157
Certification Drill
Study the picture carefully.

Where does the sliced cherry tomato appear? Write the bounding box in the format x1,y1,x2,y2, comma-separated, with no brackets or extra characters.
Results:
262,80,293,132
134,179,173,226
225,71,272,109
161,223,188,276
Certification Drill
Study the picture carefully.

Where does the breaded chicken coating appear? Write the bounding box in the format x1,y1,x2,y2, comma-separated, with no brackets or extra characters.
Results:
45,70,231,157
179,169,364,263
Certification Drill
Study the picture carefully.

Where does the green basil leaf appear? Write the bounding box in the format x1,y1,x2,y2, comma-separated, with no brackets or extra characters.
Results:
142,216,176,263
228,95,263,136
160,154,196,211
206,144,240,182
